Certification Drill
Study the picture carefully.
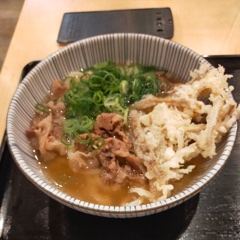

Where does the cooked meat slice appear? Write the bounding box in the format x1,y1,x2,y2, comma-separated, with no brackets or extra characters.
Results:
93,113,133,149
114,149,145,173
50,80,69,100
100,158,146,185
92,113,147,185
47,100,65,112
26,128,39,150
34,114,53,156
26,114,67,161
45,136,66,156
97,138,146,185
68,150,100,171
94,113,123,135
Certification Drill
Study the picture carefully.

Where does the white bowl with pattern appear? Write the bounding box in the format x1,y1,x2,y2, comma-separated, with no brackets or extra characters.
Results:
7,33,237,218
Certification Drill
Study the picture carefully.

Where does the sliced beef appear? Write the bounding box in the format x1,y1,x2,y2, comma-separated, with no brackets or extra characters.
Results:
26,111,67,161
26,128,39,150
50,80,69,101
67,133,102,171
94,113,132,149
46,100,66,140
74,133,90,152
68,150,100,171
27,107,147,186
94,113,123,135
47,100,65,112
97,138,146,185
93,113,146,185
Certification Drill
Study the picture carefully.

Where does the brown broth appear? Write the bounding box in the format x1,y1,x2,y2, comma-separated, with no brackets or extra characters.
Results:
40,154,209,206
40,156,141,206
171,155,209,196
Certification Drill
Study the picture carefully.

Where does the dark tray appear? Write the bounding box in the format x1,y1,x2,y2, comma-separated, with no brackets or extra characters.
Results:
0,56,240,240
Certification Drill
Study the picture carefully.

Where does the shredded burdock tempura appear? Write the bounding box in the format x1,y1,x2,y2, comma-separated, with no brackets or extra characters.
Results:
128,63,240,204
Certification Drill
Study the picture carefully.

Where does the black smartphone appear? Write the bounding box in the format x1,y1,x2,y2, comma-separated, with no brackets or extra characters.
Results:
57,8,174,44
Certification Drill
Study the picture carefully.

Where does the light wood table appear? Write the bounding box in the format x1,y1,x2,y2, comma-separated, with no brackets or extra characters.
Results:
0,0,240,146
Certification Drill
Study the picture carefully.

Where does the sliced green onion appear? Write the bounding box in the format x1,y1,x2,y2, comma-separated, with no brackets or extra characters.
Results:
61,134,72,146
132,78,142,101
93,61,109,69
75,133,92,144
123,108,129,125
88,75,103,89
93,91,104,103
63,116,94,138
35,103,50,114
120,80,129,95
61,61,172,147
89,137,105,152
103,94,119,107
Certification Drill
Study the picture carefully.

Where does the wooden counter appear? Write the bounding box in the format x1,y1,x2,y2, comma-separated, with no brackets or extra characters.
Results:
0,0,240,146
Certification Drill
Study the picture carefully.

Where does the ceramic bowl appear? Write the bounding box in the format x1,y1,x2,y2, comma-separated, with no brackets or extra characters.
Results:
7,33,237,218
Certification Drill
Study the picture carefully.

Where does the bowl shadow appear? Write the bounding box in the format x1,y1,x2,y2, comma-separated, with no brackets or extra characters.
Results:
48,194,199,240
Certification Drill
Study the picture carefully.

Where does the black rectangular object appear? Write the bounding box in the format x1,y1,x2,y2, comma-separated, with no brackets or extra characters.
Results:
57,8,174,43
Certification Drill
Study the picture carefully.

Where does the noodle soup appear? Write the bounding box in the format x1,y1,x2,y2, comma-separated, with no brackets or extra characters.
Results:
26,61,240,206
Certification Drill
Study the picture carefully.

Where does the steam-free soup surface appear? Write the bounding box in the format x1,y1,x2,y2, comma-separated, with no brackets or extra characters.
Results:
40,154,206,206
41,156,145,206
